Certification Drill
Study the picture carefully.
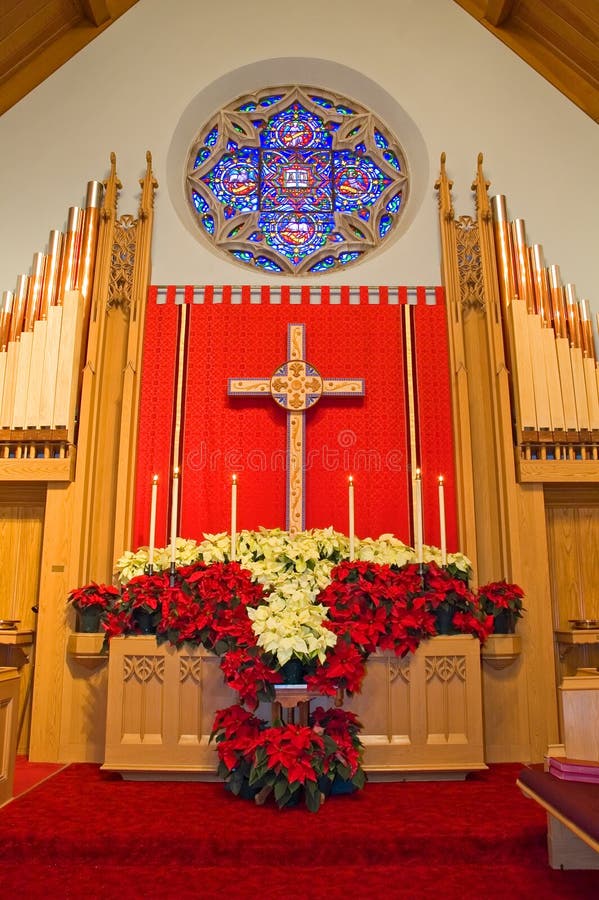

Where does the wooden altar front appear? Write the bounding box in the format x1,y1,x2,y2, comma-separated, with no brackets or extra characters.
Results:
103,634,485,780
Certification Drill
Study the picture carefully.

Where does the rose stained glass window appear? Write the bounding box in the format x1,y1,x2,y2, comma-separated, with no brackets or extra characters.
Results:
186,87,409,275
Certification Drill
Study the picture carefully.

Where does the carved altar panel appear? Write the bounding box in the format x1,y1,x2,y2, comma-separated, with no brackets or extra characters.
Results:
104,638,237,774
104,636,485,779
347,652,411,744
362,637,485,776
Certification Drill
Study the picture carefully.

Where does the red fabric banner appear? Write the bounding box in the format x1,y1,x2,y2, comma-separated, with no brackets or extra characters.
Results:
133,288,457,554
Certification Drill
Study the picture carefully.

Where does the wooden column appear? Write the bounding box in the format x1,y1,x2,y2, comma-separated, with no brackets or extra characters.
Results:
436,155,559,762
112,152,158,563
29,153,157,762
435,154,478,574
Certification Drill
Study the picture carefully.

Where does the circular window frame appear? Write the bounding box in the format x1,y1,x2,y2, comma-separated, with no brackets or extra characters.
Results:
185,85,410,277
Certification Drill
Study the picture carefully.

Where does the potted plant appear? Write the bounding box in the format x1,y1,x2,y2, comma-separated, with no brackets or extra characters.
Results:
210,702,366,812
121,571,171,634
67,582,121,633
246,577,338,684
311,705,366,796
477,581,525,634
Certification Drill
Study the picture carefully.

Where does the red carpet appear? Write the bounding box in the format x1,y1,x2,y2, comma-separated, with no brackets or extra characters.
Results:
11,755,66,799
0,763,597,898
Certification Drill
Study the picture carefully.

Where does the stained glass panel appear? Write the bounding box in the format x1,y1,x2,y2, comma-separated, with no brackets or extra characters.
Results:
333,151,392,212
186,86,409,274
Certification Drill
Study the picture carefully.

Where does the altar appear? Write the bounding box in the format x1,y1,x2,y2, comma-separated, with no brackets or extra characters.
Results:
103,634,485,780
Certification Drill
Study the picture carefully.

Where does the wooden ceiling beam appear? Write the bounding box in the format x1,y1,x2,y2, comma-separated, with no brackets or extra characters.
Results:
484,0,516,27
0,0,139,116
453,0,599,123
79,1,111,27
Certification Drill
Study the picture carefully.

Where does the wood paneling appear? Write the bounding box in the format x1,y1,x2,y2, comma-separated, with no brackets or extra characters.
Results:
546,483,599,685
0,482,45,627
0,482,45,752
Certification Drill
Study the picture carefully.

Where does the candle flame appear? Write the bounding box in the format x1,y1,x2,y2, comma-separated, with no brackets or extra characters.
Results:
152,474,159,485
438,475,444,485
232,473,237,484
348,475,354,485
173,466,180,477
415,468,421,479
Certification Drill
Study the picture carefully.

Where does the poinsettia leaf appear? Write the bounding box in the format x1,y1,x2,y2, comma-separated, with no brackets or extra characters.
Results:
274,778,289,804
352,768,367,789
322,734,338,755
336,763,351,781
227,769,245,795
304,779,321,812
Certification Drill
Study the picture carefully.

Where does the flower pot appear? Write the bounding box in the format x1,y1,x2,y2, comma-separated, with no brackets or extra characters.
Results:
317,775,333,798
132,608,156,635
493,609,516,634
331,775,358,795
76,607,103,633
434,606,455,635
279,658,305,684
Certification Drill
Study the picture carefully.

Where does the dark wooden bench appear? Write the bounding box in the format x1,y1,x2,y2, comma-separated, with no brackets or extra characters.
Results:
517,765,599,870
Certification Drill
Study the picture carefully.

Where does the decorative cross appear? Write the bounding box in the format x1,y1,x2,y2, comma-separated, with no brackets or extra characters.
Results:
228,323,365,533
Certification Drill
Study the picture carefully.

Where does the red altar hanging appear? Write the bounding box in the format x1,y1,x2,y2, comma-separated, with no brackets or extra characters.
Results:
133,285,457,552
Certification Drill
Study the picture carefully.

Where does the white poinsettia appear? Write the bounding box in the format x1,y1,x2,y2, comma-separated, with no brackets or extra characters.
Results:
446,551,472,578
114,548,151,583
195,532,231,564
114,537,201,583
356,533,414,567
117,527,472,603
246,577,337,665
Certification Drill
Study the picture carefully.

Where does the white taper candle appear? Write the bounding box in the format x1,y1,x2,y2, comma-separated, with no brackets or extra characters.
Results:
438,475,447,566
170,467,179,565
231,474,237,561
148,474,158,568
348,475,355,560
415,468,423,564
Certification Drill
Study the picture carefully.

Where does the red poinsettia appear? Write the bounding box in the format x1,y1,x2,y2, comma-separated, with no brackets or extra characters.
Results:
311,706,365,782
102,609,133,641
211,702,367,811
218,647,280,709
123,572,170,612
260,724,325,786
477,580,525,617
67,582,120,610
176,561,265,651
305,638,367,696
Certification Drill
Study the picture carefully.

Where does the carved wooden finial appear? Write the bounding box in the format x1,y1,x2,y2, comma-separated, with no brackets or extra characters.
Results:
472,152,491,221
101,152,121,219
435,152,454,221
139,150,158,218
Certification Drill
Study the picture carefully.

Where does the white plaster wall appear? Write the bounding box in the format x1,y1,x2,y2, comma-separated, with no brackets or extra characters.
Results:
0,0,597,310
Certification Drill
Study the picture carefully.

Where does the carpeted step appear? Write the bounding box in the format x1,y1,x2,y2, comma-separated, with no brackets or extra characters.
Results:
0,862,597,899
0,764,549,869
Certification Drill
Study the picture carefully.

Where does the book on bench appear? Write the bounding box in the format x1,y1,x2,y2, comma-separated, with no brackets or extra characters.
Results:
548,756,599,784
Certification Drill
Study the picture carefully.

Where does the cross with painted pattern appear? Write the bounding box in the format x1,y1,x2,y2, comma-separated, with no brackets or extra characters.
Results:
228,323,365,533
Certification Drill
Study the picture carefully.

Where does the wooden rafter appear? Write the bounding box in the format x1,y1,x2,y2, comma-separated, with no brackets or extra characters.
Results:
453,0,599,123
79,1,111,27
484,0,515,27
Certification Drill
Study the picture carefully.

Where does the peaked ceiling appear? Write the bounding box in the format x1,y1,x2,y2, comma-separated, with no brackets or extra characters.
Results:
453,0,599,123
0,1,597,122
